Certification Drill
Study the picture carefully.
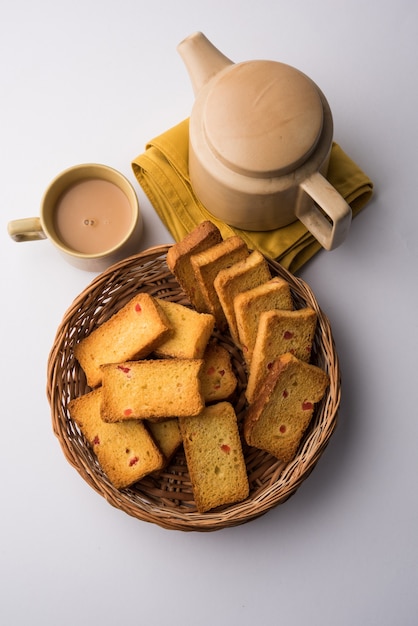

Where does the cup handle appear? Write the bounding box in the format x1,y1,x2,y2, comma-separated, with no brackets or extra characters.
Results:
297,172,352,250
7,217,47,242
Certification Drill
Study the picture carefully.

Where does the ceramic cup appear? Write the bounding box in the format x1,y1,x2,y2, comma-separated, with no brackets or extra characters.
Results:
7,163,143,272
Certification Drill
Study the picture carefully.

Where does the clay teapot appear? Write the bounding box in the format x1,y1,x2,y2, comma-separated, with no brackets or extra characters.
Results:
177,32,352,250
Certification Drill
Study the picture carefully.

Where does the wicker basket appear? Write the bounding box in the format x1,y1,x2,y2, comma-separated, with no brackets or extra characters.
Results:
47,244,341,532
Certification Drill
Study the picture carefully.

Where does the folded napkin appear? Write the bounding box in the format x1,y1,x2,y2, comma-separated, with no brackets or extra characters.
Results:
132,119,373,273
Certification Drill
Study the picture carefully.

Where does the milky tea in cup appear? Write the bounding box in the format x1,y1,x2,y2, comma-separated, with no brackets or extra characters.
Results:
7,164,143,271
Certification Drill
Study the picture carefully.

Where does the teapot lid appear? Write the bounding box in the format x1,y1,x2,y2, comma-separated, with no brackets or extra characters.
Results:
202,60,324,178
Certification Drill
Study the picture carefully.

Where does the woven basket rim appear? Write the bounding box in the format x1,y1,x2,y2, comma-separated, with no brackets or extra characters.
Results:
47,244,341,532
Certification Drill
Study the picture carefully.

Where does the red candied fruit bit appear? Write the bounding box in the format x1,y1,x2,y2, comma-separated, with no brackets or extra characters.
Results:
207,366,215,375
219,369,225,377
221,444,230,453
129,456,139,466
135,303,142,313
124,408,133,417
242,345,248,353
279,425,287,434
283,331,294,340
302,401,313,411
92,435,100,445
282,389,289,398
214,383,221,390
117,365,131,374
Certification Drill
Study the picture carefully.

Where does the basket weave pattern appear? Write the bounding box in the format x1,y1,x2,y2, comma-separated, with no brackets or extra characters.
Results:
47,245,341,531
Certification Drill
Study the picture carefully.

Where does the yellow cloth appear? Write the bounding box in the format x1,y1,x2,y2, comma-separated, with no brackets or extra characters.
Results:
132,119,374,273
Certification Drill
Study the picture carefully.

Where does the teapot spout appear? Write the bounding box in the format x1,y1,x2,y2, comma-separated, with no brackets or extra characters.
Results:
177,32,233,96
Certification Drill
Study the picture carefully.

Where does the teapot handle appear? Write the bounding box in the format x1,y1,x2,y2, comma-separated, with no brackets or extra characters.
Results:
298,172,352,250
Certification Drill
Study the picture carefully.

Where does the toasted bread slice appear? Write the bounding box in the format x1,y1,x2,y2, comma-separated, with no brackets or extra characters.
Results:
244,353,329,463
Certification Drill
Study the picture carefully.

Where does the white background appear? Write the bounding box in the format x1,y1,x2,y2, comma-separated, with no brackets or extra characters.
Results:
1,1,417,625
